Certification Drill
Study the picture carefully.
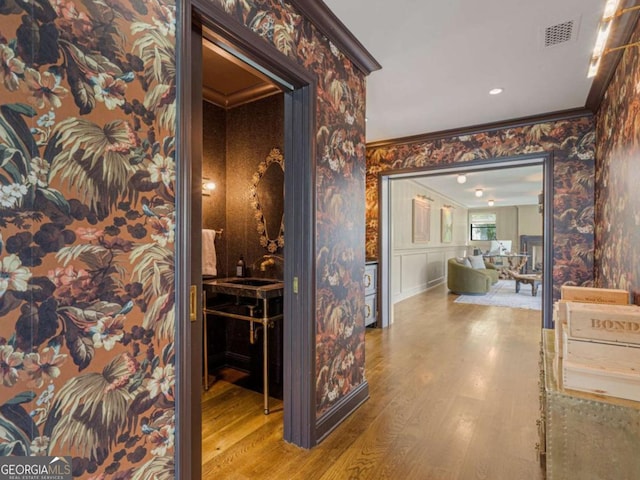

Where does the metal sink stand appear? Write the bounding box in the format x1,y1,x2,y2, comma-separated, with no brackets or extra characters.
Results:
203,293,283,414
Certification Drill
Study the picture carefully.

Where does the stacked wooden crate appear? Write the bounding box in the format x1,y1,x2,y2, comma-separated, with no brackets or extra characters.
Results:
553,286,640,402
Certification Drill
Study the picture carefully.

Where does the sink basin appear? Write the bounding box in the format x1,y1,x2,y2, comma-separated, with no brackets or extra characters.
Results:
224,278,281,287
203,277,284,299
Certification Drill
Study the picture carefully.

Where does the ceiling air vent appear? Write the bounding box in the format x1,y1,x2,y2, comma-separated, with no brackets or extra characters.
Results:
543,20,575,47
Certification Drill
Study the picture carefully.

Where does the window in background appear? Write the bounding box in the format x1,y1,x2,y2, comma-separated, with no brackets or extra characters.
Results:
470,212,497,240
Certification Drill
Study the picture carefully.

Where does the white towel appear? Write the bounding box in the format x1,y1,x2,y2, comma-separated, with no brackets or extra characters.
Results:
202,229,217,276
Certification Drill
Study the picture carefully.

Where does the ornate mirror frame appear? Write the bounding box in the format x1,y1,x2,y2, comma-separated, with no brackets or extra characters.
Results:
250,147,285,253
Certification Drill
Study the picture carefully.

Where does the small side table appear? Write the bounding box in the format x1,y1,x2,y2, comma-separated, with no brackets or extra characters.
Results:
510,271,542,296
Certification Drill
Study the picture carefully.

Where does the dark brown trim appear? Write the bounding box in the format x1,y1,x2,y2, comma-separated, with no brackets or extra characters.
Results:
185,0,319,453
192,0,313,89
585,5,640,113
290,0,381,75
543,153,555,330
367,108,593,149
283,82,318,448
175,2,198,479
315,381,370,443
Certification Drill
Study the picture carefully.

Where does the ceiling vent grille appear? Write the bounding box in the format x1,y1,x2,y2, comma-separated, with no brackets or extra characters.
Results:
544,20,574,47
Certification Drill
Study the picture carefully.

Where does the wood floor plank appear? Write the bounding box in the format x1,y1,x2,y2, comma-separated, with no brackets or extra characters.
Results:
202,285,544,479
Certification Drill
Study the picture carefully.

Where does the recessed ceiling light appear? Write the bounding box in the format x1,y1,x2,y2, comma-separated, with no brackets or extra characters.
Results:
489,88,504,95
475,188,484,198
457,174,467,184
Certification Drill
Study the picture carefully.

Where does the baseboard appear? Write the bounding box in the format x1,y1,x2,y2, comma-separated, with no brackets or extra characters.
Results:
393,279,446,304
315,380,369,443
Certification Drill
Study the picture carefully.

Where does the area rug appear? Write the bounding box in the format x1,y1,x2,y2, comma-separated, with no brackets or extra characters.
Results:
454,279,542,310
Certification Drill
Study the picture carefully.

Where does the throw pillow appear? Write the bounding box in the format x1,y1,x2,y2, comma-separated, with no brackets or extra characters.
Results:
463,258,472,268
467,255,486,269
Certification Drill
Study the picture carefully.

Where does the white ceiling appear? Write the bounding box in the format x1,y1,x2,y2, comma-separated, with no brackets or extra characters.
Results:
323,0,604,143
409,164,544,209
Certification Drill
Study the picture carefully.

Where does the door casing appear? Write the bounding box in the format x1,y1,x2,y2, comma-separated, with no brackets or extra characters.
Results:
176,2,318,478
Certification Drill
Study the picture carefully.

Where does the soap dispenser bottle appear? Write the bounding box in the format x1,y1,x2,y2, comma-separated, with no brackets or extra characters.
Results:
236,255,246,277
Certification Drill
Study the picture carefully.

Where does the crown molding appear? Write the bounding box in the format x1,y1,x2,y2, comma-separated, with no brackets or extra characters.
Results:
367,108,593,149
290,0,381,75
203,83,281,109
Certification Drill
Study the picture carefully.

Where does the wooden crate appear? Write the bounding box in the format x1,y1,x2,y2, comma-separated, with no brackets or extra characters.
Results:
554,300,568,359
564,335,640,373
561,285,629,305
562,333,640,402
566,302,640,345
563,360,640,402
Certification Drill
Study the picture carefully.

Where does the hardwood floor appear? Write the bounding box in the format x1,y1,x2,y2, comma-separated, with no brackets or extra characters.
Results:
202,284,545,479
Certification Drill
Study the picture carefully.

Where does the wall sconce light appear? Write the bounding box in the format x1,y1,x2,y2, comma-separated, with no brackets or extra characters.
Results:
475,188,484,198
416,194,434,202
457,174,467,184
202,179,216,195
487,199,495,206
587,0,640,78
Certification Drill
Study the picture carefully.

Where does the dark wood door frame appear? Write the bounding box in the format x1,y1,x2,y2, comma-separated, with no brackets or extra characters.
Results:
378,153,554,331
176,2,317,478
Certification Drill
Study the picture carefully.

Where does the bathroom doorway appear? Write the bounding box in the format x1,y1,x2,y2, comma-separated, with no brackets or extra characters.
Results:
176,3,318,477
199,36,287,459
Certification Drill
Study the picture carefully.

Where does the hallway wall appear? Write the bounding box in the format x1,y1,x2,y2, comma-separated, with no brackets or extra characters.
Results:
212,0,369,419
0,1,179,477
367,116,596,301
594,18,640,300
0,0,369,478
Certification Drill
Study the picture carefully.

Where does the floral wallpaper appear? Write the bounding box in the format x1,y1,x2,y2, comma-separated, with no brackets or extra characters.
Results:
0,0,178,478
0,1,369,475
594,21,640,294
212,0,368,417
367,116,596,300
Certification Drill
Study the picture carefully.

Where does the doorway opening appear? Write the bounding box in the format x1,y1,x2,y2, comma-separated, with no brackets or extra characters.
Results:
199,35,287,460
176,4,318,478
378,155,554,330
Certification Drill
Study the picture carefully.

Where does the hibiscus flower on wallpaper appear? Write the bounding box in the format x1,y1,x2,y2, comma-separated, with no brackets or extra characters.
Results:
0,1,177,478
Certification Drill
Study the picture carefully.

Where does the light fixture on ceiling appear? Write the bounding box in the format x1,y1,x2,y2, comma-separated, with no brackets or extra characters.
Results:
489,87,503,95
488,199,495,207
475,188,484,198
457,174,467,184
587,0,640,78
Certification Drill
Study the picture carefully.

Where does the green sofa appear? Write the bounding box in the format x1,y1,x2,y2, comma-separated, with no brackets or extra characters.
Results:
447,257,499,295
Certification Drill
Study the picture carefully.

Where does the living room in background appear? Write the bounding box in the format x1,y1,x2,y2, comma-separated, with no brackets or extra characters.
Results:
379,155,554,328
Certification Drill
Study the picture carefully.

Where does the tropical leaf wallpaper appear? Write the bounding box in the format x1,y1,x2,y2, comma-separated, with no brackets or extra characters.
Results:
211,0,368,417
594,21,640,294
0,0,178,477
0,1,368,475
366,116,596,301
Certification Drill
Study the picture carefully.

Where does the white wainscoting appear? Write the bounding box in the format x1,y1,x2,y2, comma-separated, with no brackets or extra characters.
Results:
392,246,468,304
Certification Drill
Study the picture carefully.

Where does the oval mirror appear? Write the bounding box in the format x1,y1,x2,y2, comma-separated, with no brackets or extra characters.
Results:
250,148,284,252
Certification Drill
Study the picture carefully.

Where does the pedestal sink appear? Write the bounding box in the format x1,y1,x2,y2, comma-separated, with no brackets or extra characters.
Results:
203,277,284,299
202,277,284,414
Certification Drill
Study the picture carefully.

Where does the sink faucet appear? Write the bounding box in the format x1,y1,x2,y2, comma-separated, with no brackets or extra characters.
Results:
260,257,276,271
